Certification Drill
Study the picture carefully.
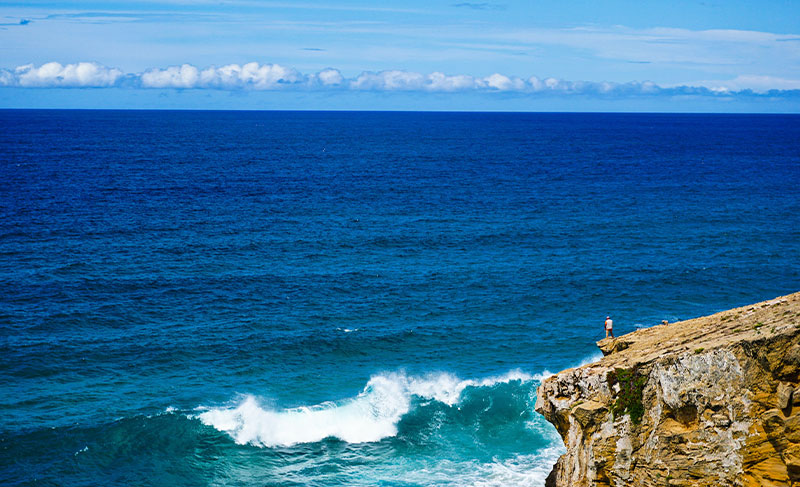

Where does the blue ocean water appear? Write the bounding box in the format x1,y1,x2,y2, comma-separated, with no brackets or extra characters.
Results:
1,110,798,486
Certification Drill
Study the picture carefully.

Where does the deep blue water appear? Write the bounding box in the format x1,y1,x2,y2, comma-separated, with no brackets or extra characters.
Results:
1,110,799,486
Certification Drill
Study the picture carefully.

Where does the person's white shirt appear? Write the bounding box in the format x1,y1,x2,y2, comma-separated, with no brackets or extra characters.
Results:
605,318,613,329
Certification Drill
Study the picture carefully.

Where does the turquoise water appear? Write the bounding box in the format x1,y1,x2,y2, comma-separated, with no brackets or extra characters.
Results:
1,110,799,486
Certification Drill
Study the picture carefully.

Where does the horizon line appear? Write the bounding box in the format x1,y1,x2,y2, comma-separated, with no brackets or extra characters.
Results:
2,107,800,115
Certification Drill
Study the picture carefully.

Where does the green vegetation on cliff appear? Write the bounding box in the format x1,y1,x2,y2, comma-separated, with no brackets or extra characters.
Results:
607,367,646,425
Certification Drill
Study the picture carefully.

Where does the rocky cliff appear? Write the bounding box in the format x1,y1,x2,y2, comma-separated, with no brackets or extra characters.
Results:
535,292,800,487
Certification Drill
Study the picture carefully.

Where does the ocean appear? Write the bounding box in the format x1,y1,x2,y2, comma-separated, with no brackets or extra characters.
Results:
1,110,798,486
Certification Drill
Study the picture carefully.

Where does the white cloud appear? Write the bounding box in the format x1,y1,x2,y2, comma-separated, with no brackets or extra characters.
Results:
348,70,529,92
315,68,344,86
426,72,476,91
140,64,199,88
483,73,525,91
141,62,303,89
682,75,800,94
1,61,798,99
0,69,14,87
350,70,426,91
8,62,123,87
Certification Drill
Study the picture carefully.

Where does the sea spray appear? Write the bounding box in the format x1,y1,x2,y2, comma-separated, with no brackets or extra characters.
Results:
198,370,539,447
198,375,409,446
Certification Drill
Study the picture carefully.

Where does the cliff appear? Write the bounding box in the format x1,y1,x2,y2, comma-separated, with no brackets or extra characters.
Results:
535,292,800,487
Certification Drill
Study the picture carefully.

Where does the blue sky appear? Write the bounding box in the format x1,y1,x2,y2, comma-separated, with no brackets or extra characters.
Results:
1,0,799,111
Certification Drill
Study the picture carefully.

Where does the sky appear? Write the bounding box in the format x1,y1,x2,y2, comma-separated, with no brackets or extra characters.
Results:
1,0,799,111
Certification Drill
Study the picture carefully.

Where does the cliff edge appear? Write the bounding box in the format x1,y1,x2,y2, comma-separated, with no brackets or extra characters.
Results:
535,292,800,487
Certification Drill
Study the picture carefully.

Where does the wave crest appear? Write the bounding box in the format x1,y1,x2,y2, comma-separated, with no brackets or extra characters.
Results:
197,370,539,447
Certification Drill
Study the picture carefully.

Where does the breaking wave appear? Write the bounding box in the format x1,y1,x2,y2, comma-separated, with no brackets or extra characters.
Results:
197,370,543,447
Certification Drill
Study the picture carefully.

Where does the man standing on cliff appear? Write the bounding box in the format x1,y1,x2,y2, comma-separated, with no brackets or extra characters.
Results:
605,316,614,338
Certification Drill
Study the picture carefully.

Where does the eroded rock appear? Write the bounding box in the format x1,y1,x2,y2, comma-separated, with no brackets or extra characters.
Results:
536,291,800,487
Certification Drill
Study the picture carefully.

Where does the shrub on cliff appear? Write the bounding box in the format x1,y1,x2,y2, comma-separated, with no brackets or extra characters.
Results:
607,368,647,425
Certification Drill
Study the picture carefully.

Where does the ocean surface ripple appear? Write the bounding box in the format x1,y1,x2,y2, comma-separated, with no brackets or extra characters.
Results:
1,111,799,486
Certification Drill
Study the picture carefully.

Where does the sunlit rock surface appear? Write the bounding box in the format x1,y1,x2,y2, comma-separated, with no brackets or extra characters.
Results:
536,292,800,487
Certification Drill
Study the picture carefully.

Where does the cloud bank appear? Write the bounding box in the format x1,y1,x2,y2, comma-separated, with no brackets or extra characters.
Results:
1,61,799,99
3,62,123,88
139,63,304,89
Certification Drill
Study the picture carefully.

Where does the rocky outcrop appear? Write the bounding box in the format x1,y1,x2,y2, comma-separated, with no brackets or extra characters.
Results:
536,292,800,486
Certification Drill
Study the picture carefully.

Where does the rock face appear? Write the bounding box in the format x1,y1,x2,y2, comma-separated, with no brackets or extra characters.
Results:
535,292,800,487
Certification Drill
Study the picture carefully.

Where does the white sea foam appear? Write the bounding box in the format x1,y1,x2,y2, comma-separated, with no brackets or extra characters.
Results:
197,370,537,447
364,442,565,487
407,369,537,406
469,447,565,487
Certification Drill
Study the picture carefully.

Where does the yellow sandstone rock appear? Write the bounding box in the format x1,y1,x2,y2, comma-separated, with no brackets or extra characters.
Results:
536,291,800,487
